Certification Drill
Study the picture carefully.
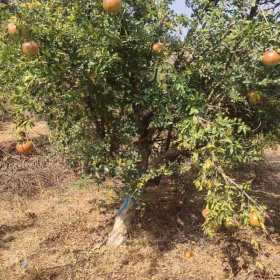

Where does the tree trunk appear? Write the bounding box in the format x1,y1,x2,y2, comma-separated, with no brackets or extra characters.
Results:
107,197,134,247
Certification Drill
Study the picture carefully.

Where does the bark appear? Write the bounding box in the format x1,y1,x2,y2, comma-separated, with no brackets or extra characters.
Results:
248,0,260,19
85,78,106,139
107,75,155,246
133,108,154,171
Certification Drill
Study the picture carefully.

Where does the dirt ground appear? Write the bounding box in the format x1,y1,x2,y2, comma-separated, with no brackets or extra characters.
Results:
0,121,280,280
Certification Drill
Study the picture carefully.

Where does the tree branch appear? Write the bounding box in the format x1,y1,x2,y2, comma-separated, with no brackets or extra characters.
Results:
248,0,260,19
215,166,256,204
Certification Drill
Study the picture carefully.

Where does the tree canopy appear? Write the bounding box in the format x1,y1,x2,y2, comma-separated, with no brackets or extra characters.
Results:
0,0,279,235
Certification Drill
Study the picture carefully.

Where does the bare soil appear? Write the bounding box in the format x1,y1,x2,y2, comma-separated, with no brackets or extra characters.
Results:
0,121,279,280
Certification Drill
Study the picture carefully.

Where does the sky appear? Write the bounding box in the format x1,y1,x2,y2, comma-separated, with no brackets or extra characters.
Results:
171,0,191,38
171,0,191,16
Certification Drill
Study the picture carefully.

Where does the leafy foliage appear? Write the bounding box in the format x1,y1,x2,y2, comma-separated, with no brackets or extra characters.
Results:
0,0,279,235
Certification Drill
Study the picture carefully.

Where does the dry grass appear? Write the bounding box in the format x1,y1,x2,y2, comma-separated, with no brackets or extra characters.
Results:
0,121,73,199
0,121,280,280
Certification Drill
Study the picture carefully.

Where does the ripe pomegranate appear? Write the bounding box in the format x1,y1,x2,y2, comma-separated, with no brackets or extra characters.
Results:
249,212,262,227
22,41,40,56
185,250,194,259
247,91,262,106
16,141,33,154
7,23,17,34
262,50,280,66
152,42,164,54
103,0,122,13
202,208,209,219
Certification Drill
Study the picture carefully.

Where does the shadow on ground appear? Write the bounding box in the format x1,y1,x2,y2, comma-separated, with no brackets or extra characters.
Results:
128,154,280,279
1,121,280,280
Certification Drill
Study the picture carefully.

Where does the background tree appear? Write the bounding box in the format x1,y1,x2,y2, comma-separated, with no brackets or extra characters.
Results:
0,0,279,236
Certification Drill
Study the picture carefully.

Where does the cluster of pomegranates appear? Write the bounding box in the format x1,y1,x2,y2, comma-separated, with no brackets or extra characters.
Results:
198,51,278,231
102,0,164,54
4,0,276,230
246,50,279,106
202,207,264,229
7,0,164,56
5,0,280,60
7,22,40,57
6,25,37,152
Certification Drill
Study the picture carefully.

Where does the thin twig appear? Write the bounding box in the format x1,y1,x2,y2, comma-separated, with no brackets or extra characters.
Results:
259,7,274,39
215,165,256,204
216,165,269,234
